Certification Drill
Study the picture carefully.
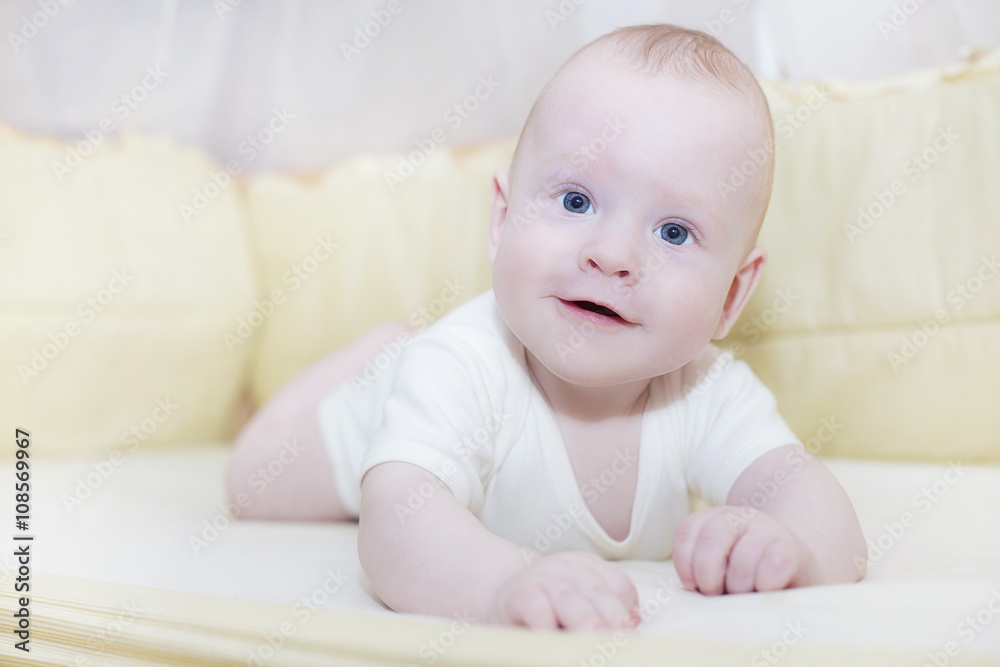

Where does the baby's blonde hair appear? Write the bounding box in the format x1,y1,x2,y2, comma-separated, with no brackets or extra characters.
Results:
513,24,775,245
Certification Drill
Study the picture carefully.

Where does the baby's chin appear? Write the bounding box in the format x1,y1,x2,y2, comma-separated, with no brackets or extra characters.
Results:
525,343,685,388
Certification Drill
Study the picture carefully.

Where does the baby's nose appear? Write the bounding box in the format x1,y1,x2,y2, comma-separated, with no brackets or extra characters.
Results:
582,234,641,285
587,257,632,282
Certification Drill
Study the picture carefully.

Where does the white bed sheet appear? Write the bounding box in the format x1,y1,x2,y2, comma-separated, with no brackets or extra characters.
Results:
3,444,999,657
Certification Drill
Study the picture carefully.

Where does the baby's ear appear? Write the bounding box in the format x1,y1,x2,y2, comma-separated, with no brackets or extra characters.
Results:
712,245,767,340
487,169,510,266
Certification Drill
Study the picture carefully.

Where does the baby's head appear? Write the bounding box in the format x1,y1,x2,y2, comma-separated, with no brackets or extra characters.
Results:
487,24,775,387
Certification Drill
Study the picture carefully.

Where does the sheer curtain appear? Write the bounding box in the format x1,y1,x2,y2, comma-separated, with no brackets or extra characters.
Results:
0,0,995,173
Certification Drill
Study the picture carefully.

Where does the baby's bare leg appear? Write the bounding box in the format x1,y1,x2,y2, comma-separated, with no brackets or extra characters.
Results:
225,321,411,521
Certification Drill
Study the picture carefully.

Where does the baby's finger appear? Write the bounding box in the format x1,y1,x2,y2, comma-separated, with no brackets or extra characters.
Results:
561,557,638,629
724,530,779,594
691,513,741,595
546,584,608,631
505,585,559,630
584,589,633,630
582,560,639,612
754,539,802,592
671,510,713,591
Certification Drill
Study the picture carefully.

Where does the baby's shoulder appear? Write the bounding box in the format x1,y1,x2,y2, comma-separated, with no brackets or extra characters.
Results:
401,289,525,381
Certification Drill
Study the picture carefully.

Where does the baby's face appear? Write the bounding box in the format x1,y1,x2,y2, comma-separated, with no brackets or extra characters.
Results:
488,60,767,386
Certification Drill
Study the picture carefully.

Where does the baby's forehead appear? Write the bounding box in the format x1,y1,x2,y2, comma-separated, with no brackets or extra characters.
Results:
535,58,747,127
526,66,751,157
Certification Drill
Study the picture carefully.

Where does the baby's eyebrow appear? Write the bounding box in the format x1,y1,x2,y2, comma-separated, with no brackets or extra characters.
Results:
658,186,725,235
679,198,723,230
539,154,578,178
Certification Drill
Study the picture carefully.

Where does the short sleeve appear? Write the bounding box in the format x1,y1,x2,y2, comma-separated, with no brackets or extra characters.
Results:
684,352,800,507
357,332,504,513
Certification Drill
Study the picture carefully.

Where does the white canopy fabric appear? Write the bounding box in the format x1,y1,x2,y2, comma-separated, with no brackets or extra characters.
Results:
1,0,997,173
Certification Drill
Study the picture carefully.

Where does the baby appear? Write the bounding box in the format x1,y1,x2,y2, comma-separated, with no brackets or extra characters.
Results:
226,24,866,633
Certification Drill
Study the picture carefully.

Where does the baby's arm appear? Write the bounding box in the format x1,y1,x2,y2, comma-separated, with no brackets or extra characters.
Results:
359,461,640,631
672,444,866,595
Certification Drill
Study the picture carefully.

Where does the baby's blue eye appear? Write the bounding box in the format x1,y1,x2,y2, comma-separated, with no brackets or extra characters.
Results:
658,222,692,246
560,191,593,214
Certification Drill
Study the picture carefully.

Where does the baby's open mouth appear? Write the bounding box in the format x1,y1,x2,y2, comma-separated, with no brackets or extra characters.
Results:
558,298,636,326
573,300,621,319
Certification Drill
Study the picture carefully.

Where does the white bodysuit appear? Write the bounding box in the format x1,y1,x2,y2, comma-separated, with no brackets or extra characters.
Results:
317,289,800,560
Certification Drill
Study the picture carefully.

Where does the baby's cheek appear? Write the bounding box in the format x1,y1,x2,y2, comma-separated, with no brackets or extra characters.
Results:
669,288,722,340
496,223,543,268
691,276,734,333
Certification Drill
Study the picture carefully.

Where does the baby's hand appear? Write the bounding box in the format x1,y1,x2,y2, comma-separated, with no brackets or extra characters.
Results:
486,551,641,632
672,506,817,595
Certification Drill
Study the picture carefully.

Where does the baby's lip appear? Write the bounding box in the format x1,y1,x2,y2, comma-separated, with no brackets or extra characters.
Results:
557,297,637,326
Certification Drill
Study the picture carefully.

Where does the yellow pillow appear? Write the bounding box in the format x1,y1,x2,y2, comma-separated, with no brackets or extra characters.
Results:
10,47,995,464
722,48,1000,463
245,48,1000,464
0,126,257,457
243,141,515,405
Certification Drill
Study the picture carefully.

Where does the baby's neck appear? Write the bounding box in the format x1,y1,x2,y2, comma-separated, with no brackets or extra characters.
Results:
525,352,650,422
